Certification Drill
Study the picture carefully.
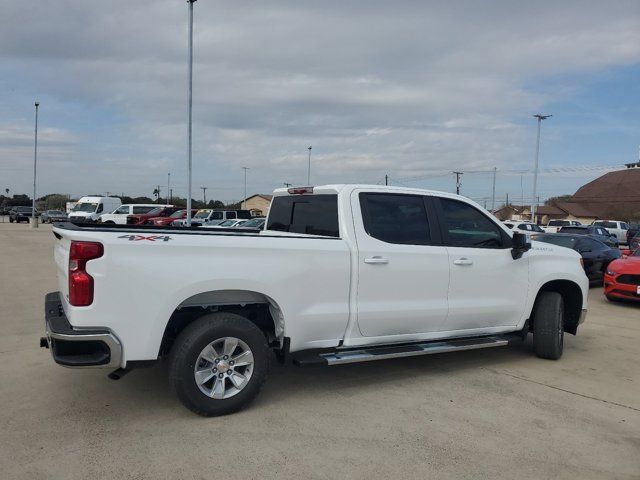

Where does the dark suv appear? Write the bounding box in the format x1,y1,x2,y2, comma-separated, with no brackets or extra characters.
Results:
9,206,39,223
558,225,619,248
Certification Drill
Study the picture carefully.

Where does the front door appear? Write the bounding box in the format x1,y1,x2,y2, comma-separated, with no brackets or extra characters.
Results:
353,191,449,337
435,197,529,331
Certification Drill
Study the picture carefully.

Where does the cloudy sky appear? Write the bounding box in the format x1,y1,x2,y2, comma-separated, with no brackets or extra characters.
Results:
1,0,639,204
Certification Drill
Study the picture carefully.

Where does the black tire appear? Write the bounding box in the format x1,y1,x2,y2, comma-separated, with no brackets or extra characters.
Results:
168,312,270,416
9,218,14,223
533,291,564,360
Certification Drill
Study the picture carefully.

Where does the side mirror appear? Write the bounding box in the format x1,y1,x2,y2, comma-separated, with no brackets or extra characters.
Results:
511,232,531,260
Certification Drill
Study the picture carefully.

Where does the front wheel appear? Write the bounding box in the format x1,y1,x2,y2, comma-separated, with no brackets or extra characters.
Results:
533,291,564,360
168,312,270,416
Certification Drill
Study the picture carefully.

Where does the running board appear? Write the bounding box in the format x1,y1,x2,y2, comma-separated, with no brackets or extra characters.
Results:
294,335,511,366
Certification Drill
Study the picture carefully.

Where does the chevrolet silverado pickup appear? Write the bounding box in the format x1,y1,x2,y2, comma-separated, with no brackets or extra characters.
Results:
42,185,588,416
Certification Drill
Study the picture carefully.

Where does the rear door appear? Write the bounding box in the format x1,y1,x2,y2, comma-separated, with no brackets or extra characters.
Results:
435,196,529,331
353,191,449,337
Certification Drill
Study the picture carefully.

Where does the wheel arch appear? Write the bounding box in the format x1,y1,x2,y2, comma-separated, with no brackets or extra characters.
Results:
530,280,583,335
159,289,285,357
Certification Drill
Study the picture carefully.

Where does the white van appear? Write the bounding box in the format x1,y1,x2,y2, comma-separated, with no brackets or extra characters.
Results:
98,204,164,224
68,196,122,223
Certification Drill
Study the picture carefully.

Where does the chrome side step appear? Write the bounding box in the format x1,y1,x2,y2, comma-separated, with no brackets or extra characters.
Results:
300,335,510,366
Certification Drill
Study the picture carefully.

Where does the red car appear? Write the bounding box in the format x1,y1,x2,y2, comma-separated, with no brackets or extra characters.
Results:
126,206,182,225
604,248,640,302
144,209,197,226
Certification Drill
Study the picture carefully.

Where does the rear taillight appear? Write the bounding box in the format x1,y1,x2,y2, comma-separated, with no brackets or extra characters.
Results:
69,241,103,306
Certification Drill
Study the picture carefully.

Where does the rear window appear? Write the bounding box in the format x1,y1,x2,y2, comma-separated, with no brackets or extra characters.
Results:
237,210,252,219
548,220,569,226
267,195,339,237
594,221,617,229
132,206,156,214
558,227,585,234
536,235,578,249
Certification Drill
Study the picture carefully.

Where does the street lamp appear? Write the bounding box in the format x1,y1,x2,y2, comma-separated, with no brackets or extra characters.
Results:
307,146,312,185
31,101,40,228
186,0,197,226
242,167,249,209
531,114,552,223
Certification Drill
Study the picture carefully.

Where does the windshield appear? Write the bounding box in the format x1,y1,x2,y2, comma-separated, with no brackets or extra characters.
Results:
241,218,265,228
219,220,236,226
72,202,98,213
548,220,569,226
194,210,211,219
48,210,63,215
536,235,577,249
143,208,162,216
170,210,186,218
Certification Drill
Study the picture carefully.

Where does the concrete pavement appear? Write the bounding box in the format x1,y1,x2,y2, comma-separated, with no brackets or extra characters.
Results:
0,222,638,479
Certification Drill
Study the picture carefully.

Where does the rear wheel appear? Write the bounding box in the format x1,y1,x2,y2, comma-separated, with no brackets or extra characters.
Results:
533,291,564,360
169,312,270,416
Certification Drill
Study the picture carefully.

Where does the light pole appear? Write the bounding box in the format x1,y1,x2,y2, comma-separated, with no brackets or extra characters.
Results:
307,146,312,185
531,114,552,223
491,167,497,212
242,167,249,209
453,171,463,195
31,101,40,228
201,186,207,205
167,173,170,205
186,0,197,226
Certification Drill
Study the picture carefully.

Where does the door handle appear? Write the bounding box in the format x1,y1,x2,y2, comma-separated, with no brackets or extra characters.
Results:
453,257,473,266
364,256,389,265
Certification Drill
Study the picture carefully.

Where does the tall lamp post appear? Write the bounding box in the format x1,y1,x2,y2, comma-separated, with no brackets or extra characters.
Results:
531,114,552,223
167,173,170,205
307,146,312,185
186,0,197,226
242,167,249,209
31,101,40,228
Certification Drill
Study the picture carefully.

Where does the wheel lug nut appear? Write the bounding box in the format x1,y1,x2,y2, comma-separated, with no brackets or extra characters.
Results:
223,355,228,360
218,373,224,378
229,361,234,366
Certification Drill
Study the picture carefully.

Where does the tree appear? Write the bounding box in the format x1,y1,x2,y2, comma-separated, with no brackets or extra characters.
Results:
544,195,572,206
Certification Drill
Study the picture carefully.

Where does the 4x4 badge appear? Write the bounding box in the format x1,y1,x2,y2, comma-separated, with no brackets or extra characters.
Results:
118,235,172,242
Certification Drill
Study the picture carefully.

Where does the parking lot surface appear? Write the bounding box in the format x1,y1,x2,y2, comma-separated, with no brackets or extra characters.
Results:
0,221,638,480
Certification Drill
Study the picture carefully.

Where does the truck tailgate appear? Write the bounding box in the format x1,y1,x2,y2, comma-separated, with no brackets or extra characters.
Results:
53,230,71,303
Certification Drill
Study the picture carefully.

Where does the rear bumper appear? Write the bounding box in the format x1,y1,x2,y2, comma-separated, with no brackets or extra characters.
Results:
42,292,122,368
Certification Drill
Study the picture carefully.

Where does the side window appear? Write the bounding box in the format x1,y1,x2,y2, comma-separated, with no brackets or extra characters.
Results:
226,211,237,219
133,206,155,214
439,198,505,248
621,223,629,230
114,206,129,214
360,193,431,245
210,212,223,220
96,204,104,213
267,195,339,237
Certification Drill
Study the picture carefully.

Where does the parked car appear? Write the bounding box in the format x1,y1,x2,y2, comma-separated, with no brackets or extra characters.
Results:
41,210,68,223
213,219,249,228
604,248,640,302
99,204,162,224
535,233,621,285
126,206,183,225
43,184,588,416
0,205,14,215
173,209,252,227
145,209,198,226
9,206,39,223
503,221,544,240
237,217,266,229
542,219,582,233
558,225,619,248
626,224,640,250
68,196,122,223
592,220,630,245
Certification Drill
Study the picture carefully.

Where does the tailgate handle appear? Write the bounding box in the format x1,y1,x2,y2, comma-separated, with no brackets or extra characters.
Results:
364,256,389,265
453,257,473,266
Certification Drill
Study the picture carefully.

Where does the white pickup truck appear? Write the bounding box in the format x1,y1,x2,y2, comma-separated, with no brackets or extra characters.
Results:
42,185,588,416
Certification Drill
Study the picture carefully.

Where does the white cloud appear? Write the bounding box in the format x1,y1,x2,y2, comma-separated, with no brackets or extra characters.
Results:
0,0,639,200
